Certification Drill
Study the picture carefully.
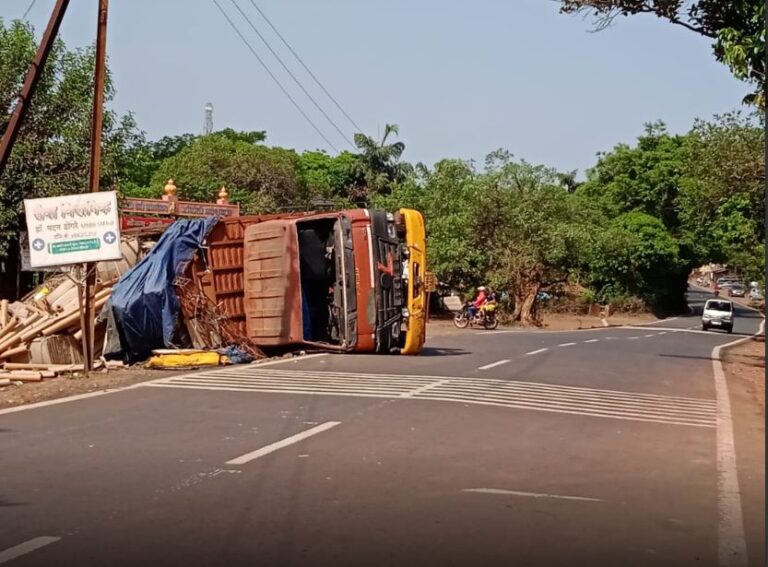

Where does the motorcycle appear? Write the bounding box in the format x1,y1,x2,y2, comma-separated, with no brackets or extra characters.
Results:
453,300,499,330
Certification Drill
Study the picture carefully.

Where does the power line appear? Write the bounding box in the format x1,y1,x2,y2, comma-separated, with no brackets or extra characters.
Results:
22,0,37,19
249,0,363,135
212,0,339,152
229,0,354,149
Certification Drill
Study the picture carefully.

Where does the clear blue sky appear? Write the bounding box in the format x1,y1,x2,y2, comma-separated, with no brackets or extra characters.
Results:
3,0,749,176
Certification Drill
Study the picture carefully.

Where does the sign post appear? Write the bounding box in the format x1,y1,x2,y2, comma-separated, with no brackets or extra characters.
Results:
24,190,121,371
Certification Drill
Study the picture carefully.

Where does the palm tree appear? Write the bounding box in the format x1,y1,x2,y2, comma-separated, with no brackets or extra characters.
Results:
353,124,410,198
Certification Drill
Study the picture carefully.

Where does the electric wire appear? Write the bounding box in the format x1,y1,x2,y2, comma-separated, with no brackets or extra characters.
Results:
22,0,37,20
248,0,363,134
229,0,354,149
212,0,339,152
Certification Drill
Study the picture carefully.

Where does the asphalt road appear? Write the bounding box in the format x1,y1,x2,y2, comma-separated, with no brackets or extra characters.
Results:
0,290,763,567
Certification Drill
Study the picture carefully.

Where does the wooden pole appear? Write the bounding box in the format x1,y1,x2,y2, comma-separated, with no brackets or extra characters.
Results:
83,0,109,375
0,0,71,174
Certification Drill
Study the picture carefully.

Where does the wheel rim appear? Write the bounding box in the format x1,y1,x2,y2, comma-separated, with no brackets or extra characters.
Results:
453,314,469,328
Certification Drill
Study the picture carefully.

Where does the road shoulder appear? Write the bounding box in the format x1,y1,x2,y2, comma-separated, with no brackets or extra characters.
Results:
722,336,765,567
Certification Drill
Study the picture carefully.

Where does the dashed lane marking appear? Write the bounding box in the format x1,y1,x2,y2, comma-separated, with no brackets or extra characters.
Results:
226,421,341,465
146,369,717,428
525,348,548,356
0,537,61,565
558,342,576,347
583,339,599,343
478,359,510,371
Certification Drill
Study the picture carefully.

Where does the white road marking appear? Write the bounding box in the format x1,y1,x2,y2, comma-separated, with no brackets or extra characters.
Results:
0,353,329,416
151,369,717,428
403,379,450,397
583,339,599,343
644,334,655,338
713,317,764,567
627,336,639,340
558,342,576,347
478,359,510,370
0,537,60,564
463,488,603,503
658,331,667,335
525,348,548,355
226,421,341,465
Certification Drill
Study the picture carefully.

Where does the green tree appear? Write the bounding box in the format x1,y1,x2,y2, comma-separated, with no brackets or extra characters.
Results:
353,124,411,202
575,123,698,311
586,212,685,311
559,1,766,109
678,112,765,285
150,133,301,212
298,150,363,205
119,129,267,195
472,152,591,325
578,121,686,229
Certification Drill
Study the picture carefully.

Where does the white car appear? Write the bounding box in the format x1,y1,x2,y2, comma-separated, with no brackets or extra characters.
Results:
702,299,734,333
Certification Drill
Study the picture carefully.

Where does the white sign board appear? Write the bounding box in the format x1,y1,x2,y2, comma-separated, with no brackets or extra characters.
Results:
23,191,122,268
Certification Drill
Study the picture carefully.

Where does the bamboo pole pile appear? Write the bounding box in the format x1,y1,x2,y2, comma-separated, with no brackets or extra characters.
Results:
0,278,115,370
0,236,147,379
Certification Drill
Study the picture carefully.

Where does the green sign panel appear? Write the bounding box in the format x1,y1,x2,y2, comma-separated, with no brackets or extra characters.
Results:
49,238,101,255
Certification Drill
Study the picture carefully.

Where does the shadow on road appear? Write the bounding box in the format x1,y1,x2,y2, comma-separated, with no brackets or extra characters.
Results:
419,347,469,357
0,496,25,507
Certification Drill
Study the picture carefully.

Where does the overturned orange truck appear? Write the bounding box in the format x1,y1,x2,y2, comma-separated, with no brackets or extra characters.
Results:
189,208,429,355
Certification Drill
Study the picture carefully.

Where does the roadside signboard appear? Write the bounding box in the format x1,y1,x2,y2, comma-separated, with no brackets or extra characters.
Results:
24,191,122,268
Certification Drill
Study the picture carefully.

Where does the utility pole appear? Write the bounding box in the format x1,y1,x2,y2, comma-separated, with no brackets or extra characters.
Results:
82,0,109,374
0,0,70,174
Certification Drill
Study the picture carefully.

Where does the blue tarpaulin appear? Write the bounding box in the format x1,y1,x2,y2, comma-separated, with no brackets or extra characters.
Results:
109,217,217,363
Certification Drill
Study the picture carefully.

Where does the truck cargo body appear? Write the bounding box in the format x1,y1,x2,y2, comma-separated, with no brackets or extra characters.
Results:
192,208,427,354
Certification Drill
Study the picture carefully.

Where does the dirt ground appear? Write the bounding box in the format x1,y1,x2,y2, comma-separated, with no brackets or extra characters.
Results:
723,335,766,416
0,365,178,410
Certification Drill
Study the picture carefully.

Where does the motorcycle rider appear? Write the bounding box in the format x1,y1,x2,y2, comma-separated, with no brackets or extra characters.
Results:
467,286,488,320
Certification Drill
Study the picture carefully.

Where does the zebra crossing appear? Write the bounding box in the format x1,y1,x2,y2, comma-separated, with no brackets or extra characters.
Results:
145,367,717,428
